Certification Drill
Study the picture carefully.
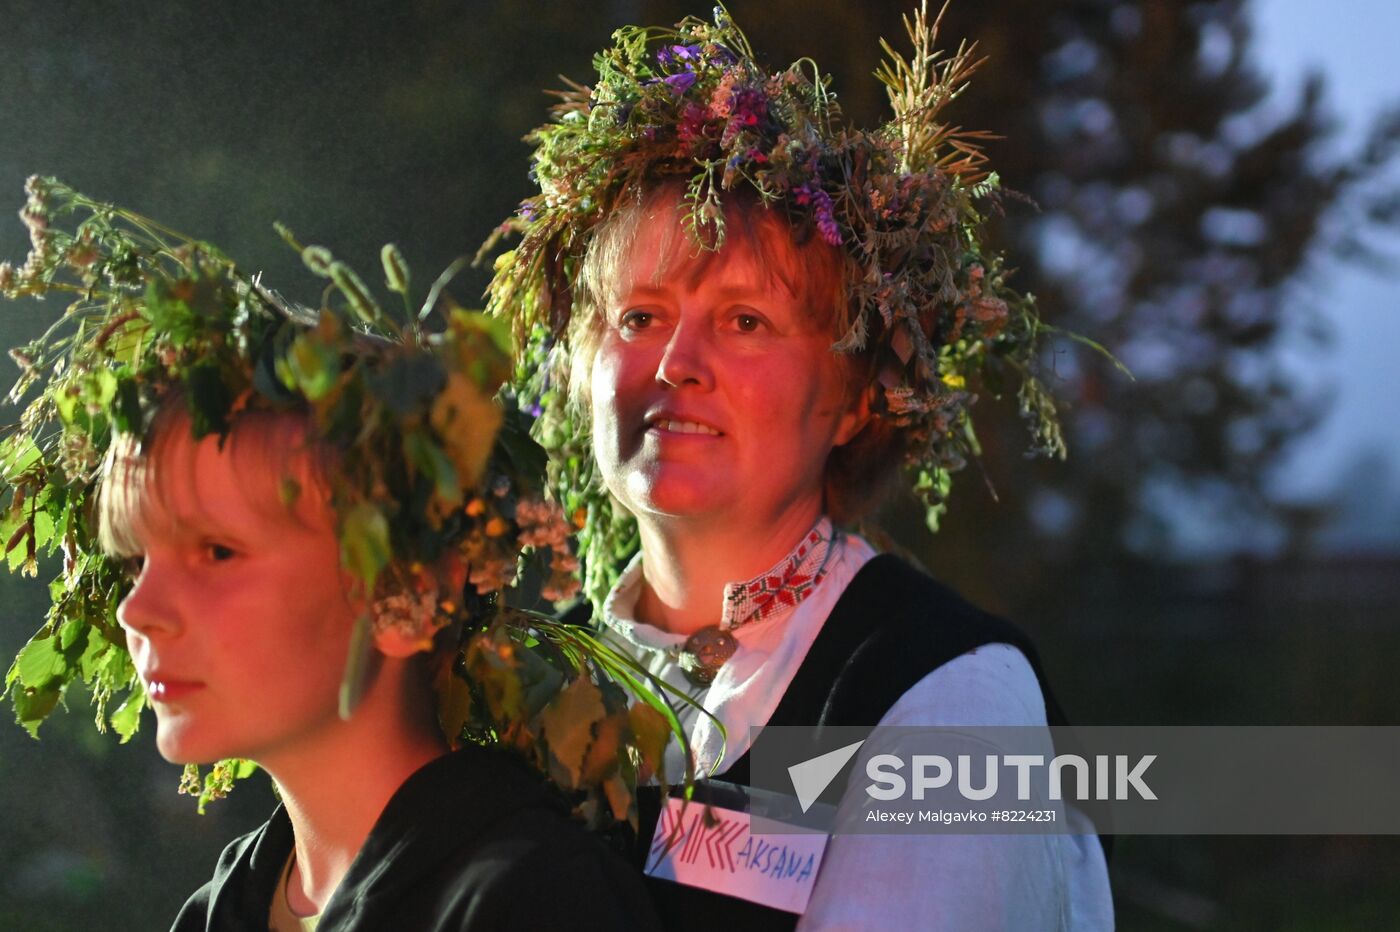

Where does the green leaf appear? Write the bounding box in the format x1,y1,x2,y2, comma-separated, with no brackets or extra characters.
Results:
14,635,67,689
405,431,461,509
278,328,341,401
32,510,55,552
185,362,233,437
434,658,475,746
0,435,41,480
339,502,390,589
112,376,143,434
366,354,446,417
540,675,607,788
12,685,61,738
494,405,548,492
57,617,85,652
7,538,28,572
77,628,110,679
110,683,145,742
338,613,373,720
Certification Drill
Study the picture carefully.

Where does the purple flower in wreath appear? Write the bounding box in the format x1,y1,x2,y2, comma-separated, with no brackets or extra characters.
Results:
708,43,738,66
661,71,698,95
657,44,702,69
794,182,842,246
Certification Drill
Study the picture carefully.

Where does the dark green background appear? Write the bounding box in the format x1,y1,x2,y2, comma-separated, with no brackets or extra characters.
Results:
3,2,1398,928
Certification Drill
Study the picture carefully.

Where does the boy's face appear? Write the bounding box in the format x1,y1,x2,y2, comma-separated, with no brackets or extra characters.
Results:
589,201,865,528
115,427,358,767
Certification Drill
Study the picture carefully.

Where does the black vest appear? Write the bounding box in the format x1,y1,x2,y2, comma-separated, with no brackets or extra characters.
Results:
621,553,1103,931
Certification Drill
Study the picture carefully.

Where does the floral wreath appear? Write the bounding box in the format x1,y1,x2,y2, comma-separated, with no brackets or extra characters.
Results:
479,2,1084,611
0,178,682,823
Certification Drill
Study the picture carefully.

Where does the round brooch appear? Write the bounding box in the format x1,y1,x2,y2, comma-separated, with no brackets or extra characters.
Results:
679,626,739,687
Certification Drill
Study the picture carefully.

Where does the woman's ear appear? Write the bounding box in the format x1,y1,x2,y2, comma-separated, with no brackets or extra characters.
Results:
833,383,876,447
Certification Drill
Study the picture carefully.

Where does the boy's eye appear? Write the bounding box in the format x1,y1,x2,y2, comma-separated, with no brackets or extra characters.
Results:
123,555,145,577
620,309,654,331
203,543,237,562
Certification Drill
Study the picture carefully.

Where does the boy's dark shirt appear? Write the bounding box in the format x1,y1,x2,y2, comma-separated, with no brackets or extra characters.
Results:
171,743,660,931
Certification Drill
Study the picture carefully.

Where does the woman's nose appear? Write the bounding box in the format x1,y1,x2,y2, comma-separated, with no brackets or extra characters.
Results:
116,563,184,640
655,319,715,391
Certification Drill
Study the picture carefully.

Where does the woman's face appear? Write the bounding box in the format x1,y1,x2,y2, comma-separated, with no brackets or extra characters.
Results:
589,202,865,530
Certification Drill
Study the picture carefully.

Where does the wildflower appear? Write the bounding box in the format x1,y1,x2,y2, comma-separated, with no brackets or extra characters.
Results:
540,572,581,603
729,87,766,127
794,183,841,245
66,241,100,271
661,72,698,95
58,431,99,482
372,588,443,655
704,42,738,66
709,72,738,117
657,44,701,69
677,103,714,149
468,558,514,594
515,498,571,549
970,296,1009,338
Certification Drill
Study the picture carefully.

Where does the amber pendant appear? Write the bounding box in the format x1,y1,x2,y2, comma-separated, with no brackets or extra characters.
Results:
680,626,738,687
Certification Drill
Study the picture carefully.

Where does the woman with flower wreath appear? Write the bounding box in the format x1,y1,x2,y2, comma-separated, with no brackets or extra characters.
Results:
482,5,1114,930
0,180,664,930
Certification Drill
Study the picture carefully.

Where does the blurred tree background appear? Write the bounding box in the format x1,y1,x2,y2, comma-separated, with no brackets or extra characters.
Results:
2,0,1398,928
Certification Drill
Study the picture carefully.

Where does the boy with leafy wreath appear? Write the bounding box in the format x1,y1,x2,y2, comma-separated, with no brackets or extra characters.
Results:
0,178,664,931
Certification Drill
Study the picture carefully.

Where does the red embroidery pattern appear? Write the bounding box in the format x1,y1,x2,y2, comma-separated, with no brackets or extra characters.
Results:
720,520,833,630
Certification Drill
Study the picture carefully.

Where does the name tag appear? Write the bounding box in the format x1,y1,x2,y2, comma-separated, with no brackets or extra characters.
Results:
645,783,830,914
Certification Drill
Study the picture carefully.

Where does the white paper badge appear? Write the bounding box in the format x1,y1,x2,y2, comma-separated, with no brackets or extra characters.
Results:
645,793,830,914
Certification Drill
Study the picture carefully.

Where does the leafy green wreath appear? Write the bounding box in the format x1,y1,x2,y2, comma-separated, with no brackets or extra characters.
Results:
479,3,1113,610
0,177,690,823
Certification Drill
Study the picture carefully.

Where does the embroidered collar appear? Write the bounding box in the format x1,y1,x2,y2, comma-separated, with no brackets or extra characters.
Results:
719,518,834,631
601,516,837,646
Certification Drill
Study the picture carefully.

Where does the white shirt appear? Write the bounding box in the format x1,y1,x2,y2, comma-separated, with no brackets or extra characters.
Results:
600,521,1114,930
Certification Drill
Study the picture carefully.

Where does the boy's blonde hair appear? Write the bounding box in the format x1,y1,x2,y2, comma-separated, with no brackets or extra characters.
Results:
98,402,333,561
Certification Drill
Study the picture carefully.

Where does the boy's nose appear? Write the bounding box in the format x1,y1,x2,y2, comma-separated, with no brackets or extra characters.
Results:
116,566,184,639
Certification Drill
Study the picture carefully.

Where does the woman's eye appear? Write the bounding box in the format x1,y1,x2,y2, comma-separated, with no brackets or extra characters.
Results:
733,312,765,333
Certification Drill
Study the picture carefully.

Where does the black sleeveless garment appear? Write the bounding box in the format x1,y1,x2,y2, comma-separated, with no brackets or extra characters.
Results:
616,553,1104,932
